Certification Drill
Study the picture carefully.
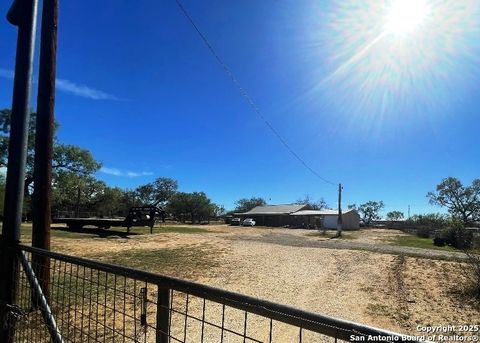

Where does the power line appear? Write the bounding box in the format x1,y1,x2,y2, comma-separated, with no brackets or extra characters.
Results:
174,0,337,187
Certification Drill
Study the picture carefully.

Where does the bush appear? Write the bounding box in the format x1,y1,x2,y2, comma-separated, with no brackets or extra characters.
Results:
407,213,449,238
433,236,446,247
435,225,473,249
417,226,432,238
452,227,473,249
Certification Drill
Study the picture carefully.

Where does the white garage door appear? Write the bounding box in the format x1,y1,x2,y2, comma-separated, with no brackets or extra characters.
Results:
323,215,338,229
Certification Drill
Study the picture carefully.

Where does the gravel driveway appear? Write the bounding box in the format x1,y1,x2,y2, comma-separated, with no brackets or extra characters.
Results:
228,230,468,260
53,225,479,338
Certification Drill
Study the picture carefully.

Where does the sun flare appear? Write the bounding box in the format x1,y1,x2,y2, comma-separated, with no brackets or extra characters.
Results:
385,0,431,35
308,0,480,119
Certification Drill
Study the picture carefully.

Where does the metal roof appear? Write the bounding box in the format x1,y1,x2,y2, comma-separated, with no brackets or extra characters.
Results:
241,204,308,215
290,209,357,216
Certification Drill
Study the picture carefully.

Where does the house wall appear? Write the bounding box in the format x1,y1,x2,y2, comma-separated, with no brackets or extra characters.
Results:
322,212,360,230
238,214,291,227
323,215,337,229
345,211,360,229
238,210,360,229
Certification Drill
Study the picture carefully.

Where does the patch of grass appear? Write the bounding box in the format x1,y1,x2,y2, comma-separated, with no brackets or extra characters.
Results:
88,245,220,280
18,223,93,240
391,234,459,252
6,223,213,242
154,226,212,234
305,231,358,239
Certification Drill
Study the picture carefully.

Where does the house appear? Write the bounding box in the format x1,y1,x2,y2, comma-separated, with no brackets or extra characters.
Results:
290,209,360,230
235,204,309,227
236,204,360,229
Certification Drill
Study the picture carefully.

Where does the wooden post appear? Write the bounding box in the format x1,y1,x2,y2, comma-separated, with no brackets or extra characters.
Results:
156,286,170,343
336,183,343,237
32,0,58,300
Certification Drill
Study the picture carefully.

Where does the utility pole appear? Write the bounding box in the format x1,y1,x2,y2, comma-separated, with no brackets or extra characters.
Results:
32,0,58,299
408,205,411,219
336,183,343,237
0,0,38,341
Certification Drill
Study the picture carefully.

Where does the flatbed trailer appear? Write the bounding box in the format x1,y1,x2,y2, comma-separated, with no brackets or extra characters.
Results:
53,205,165,234
52,218,126,230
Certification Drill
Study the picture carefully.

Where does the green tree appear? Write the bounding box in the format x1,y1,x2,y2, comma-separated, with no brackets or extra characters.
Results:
386,210,404,220
211,204,226,217
0,109,101,196
135,177,178,206
234,197,266,213
427,177,480,225
122,189,142,209
135,183,156,205
295,194,329,210
167,192,216,223
0,109,37,169
408,213,450,238
358,201,385,226
94,187,128,217
52,144,100,175
52,171,106,217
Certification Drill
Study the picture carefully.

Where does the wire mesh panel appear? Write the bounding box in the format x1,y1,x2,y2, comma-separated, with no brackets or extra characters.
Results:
4,245,412,343
12,255,158,342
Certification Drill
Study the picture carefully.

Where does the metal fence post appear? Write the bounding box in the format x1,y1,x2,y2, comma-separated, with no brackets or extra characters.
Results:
0,1,38,342
156,286,170,343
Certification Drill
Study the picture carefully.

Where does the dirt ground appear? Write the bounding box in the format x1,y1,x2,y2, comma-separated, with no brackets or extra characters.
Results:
50,225,480,337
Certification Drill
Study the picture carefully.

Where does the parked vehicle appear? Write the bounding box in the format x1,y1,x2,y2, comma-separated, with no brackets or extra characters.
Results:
242,218,256,226
231,218,241,226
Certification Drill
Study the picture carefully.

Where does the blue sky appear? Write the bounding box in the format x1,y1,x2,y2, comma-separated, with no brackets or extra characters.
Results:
1,0,479,215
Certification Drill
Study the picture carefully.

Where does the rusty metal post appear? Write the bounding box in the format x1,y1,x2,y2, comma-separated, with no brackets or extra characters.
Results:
32,0,58,299
0,1,38,341
156,286,170,343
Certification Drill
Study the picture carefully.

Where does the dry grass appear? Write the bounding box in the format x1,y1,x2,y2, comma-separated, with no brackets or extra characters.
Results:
21,224,480,337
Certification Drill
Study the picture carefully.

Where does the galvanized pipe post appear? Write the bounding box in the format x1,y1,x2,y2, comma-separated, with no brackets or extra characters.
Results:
32,0,58,299
18,251,64,343
0,0,38,341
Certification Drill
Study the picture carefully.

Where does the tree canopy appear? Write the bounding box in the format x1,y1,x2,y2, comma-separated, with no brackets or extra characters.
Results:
0,108,227,220
0,109,101,195
386,211,404,220
357,201,385,226
234,197,266,213
427,177,480,225
167,192,216,223
295,194,329,210
52,171,106,217
135,177,178,206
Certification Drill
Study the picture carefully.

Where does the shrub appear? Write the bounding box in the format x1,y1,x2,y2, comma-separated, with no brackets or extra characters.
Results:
407,213,449,238
435,224,473,249
417,226,432,238
452,227,473,249
433,236,446,247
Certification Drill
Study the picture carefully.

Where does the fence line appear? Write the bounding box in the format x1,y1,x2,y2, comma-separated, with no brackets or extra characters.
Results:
4,244,420,342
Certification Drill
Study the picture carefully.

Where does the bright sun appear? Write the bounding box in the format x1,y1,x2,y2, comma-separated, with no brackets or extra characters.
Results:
385,0,430,35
